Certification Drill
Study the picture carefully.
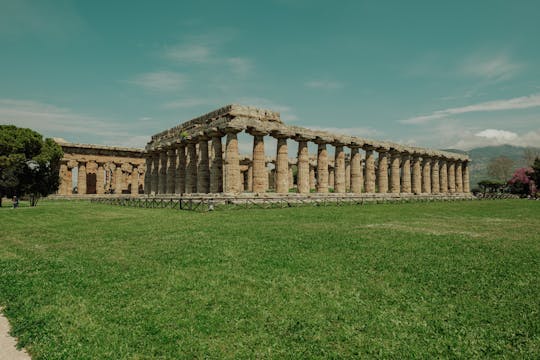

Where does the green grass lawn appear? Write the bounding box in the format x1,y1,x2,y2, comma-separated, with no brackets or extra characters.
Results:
1,200,539,359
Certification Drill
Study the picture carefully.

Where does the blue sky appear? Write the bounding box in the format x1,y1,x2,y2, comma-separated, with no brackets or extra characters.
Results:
1,0,539,152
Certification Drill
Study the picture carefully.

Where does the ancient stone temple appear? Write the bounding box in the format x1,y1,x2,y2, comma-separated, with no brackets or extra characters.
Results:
56,141,146,195
145,105,470,196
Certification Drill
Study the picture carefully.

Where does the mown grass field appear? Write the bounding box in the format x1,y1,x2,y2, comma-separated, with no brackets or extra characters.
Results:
0,200,539,359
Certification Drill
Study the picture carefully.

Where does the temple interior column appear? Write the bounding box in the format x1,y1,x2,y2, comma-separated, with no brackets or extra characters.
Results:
448,161,456,193
316,142,329,193
389,151,401,194
364,148,375,193
175,144,186,194
377,150,389,193
197,137,210,193
439,159,448,193
412,155,422,195
131,166,139,196
350,147,362,193
78,162,87,194
296,139,309,194
209,134,223,193
151,152,159,195
401,154,411,193
275,137,289,193
251,132,267,193
334,144,346,193
309,164,316,190
268,168,276,190
422,157,431,194
247,162,253,192
345,158,351,192
328,166,335,189
157,150,167,194
115,164,123,194
144,157,152,195
431,157,440,194
455,161,463,193
463,161,470,193
167,148,177,194
96,162,105,195
185,140,198,193
223,130,241,193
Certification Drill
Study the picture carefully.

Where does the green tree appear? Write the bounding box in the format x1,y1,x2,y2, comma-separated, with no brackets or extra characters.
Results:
531,157,540,191
0,125,63,206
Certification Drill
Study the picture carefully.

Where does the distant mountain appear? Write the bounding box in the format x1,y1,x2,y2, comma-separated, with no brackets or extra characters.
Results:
441,145,540,188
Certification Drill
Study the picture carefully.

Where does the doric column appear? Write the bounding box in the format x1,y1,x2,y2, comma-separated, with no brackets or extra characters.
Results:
463,160,470,193
175,144,186,194
364,148,376,193
309,165,316,190
78,162,87,194
328,166,335,188
350,147,362,193
249,131,267,193
144,156,152,195
421,156,431,193
114,164,123,194
96,162,105,195
412,155,422,194
389,151,401,194
448,161,456,193
158,150,167,194
455,161,463,193
223,129,241,193
275,136,289,193
151,152,159,195
209,133,223,193
316,140,329,193
247,163,253,192
431,157,440,194
439,159,448,193
401,154,411,193
185,140,198,193
334,144,346,193
197,137,210,193
59,161,69,195
131,166,139,196
377,149,389,193
288,165,294,189
296,139,310,194
166,148,176,194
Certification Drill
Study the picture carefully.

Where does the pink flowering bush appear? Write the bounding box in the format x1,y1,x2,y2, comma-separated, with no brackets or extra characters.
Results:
508,167,534,196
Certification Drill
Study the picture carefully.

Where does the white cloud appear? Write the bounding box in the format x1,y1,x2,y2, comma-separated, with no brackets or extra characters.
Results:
402,93,540,124
460,53,522,81
305,80,343,89
164,44,212,63
128,71,187,91
227,57,253,76
475,129,518,141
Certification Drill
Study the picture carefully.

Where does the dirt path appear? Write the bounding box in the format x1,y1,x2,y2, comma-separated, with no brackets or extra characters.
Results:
0,311,31,360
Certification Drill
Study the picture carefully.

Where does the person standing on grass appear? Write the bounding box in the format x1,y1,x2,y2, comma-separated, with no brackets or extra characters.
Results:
12,196,19,209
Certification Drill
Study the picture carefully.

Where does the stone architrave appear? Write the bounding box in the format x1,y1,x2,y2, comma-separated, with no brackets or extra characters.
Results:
400,154,411,193
377,150,389,193
364,148,376,193
411,155,422,194
197,137,210,193
166,148,177,194
296,140,309,194
223,130,241,193
389,151,401,194
439,159,448,193
421,157,431,194
448,161,456,193
316,142,329,193
185,141,198,193
350,147,362,193
175,144,186,194
455,161,463,193
463,161,470,193
78,162,87,194
431,157,440,194
334,144,346,193
275,137,289,193
209,134,223,193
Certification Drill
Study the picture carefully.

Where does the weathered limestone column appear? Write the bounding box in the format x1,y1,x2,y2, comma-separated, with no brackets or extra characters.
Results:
275,137,289,193
151,152,159,195
288,165,294,189
334,144,346,193
59,161,69,195
296,139,310,194
250,132,267,193
364,148,376,193
439,159,448,193
455,161,463,193
96,162,105,195
463,160,470,193
377,149,389,193
448,161,456,193
175,144,186,194
309,165,316,190
421,156,431,194
401,154,411,193
144,156,152,195
78,162,87,194
166,148,176,194
158,150,167,194
350,147,362,193
247,163,253,192
115,164,123,194
131,166,139,196
209,133,223,193
412,155,422,195
389,151,401,194
223,129,241,193
431,157,440,194
316,141,329,193
328,166,335,188
185,140,198,193
197,137,210,193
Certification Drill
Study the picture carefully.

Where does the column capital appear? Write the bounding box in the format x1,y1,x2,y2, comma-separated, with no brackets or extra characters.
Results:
205,127,224,138
270,129,294,139
246,127,267,137
314,135,333,145
294,133,315,142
